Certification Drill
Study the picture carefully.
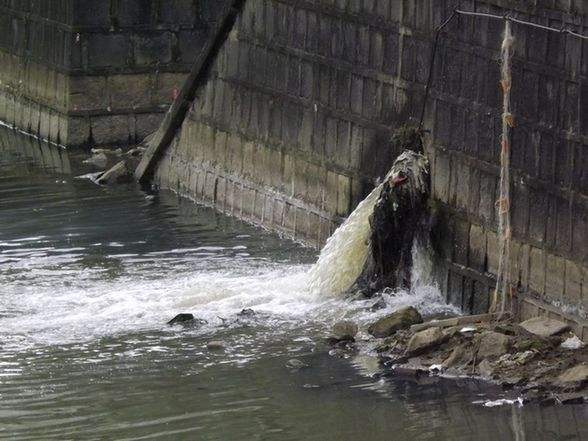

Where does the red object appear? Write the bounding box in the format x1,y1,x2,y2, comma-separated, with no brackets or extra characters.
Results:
172,87,179,101
392,175,408,187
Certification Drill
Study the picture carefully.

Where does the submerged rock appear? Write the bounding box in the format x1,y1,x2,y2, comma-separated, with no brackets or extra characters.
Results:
406,327,447,355
285,358,308,370
368,306,423,338
206,341,225,351
519,317,570,338
330,320,358,342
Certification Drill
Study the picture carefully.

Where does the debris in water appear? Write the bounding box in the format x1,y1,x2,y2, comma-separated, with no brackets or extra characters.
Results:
561,335,585,350
474,397,524,408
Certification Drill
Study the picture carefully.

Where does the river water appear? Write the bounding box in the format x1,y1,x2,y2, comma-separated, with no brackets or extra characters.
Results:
0,126,586,440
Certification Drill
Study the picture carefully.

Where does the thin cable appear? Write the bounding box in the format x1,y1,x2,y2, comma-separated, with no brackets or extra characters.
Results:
418,10,458,129
455,9,588,39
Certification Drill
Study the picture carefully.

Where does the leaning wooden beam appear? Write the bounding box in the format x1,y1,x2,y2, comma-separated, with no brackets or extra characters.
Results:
135,0,247,184
410,313,509,332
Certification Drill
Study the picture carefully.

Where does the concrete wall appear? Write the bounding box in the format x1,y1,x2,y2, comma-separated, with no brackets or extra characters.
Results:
0,0,226,146
151,0,587,335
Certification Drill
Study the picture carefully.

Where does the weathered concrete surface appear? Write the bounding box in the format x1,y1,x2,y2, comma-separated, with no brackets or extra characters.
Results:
0,0,227,146
145,1,587,334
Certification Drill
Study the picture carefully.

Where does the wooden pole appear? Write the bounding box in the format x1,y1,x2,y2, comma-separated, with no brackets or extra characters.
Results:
135,0,247,183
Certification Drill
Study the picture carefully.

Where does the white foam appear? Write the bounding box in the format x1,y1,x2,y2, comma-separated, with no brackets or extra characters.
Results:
308,185,382,297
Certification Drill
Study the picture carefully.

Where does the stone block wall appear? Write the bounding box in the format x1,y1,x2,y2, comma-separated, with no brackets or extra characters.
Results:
150,0,587,335
0,0,226,146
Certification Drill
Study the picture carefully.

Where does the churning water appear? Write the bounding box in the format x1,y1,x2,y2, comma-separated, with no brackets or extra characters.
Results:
1,126,586,440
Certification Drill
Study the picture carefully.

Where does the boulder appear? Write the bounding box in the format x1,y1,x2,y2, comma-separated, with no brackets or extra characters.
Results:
406,327,447,355
555,364,588,389
442,345,471,369
519,317,570,338
96,160,133,185
476,331,511,360
330,320,358,342
368,306,423,338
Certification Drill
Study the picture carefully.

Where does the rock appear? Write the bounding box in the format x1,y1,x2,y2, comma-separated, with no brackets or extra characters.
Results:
555,364,588,389
477,359,495,378
330,320,358,342
83,152,108,168
96,160,133,185
238,308,255,317
476,331,511,360
369,297,387,311
167,313,195,325
368,306,423,338
406,327,448,355
442,345,471,369
285,358,308,370
206,341,225,351
519,317,570,338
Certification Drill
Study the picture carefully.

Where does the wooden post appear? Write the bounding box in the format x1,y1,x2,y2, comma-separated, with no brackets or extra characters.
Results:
135,0,247,184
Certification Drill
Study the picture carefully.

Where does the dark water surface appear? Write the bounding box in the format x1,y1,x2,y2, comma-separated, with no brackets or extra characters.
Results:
1,126,586,440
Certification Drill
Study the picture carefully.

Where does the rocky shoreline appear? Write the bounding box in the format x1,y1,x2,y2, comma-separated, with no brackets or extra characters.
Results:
330,308,588,406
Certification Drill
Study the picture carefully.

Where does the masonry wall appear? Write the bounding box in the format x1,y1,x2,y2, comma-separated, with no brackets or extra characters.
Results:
152,0,587,336
0,0,226,146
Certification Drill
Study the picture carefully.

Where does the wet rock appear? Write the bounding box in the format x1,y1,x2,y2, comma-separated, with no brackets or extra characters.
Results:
368,306,423,338
406,326,447,355
167,313,196,325
519,317,570,338
285,358,308,370
555,364,588,389
330,320,358,342
476,331,511,360
477,359,495,378
442,345,471,369
238,308,255,317
83,152,108,168
206,341,225,351
96,160,133,185
369,297,387,311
